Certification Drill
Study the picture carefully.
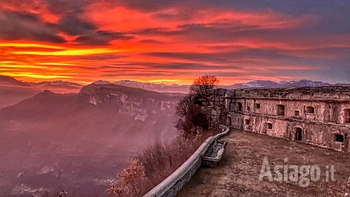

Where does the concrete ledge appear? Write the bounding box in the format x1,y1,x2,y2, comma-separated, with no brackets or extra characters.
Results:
142,125,230,197
203,141,227,163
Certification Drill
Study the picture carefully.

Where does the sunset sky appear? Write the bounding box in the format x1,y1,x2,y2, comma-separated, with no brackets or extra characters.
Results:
0,0,349,84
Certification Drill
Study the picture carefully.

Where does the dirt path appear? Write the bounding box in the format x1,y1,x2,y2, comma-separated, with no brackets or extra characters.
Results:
178,130,350,197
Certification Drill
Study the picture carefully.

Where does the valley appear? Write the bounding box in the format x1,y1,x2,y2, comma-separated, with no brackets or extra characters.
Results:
0,83,182,197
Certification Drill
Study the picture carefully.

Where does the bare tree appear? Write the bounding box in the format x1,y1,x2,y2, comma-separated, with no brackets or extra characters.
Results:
175,75,219,137
190,75,219,105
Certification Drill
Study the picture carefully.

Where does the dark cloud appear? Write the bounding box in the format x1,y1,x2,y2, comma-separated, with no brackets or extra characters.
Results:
0,0,44,12
109,0,191,12
101,72,175,78
57,15,97,36
138,39,165,44
149,62,244,71
131,27,180,36
153,6,198,21
74,31,134,45
0,10,66,43
143,47,347,66
143,50,283,63
44,0,91,15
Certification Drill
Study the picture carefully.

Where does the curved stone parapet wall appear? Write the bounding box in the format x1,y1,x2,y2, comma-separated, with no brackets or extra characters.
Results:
143,125,230,197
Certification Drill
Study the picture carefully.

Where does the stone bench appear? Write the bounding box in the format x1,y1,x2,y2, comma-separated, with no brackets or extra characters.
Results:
202,140,227,167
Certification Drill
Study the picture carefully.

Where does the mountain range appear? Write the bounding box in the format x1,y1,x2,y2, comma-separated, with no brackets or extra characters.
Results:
0,83,182,197
0,75,333,93
28,80,83,89
114,79,331,93
0,75,29,86
0,75,336,110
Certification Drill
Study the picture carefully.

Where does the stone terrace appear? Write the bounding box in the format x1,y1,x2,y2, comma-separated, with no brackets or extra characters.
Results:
178,129,350,197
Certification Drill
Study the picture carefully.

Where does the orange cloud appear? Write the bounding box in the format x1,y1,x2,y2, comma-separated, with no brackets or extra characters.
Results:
0,1,349,84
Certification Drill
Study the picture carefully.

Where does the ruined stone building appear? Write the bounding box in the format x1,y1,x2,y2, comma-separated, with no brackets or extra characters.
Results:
225,86,350,152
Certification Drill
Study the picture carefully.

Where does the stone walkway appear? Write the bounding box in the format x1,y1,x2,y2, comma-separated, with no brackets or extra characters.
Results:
178,129,350,197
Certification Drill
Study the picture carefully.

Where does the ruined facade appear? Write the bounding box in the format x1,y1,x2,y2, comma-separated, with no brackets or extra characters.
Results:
225,86,350,152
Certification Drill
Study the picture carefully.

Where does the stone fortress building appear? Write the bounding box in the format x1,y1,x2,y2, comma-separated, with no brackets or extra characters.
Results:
225,85,350,152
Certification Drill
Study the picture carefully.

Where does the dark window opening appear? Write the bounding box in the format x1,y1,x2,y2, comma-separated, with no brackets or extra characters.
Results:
277,105,285,116
255,103,261,109
334,134,344,142
245,119,250,125
306,106,315,114
295,128,302,141
267,123,273,129
229,102,235,112
247,106,250,111
345,109,350,123
237,102,242,112
227,116,232,126
295,111,300,116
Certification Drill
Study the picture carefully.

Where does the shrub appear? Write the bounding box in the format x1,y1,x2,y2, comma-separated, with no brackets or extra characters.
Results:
108,134,212,197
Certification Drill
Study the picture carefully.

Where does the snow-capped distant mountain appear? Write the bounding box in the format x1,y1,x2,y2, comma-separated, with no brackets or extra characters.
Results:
31,80,82,89
228,80,279,89
279,80,330,87
0,75,29,86
114,80,190,93
226,80,330,89
0,75,333,94
92,80,113,85
112,79,331,92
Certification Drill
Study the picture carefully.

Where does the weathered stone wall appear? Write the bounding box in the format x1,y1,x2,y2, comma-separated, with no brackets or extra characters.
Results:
225,86,350,153
207,88,228,130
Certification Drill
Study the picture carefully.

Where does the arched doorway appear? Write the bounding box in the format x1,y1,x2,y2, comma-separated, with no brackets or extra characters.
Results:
227,116,232,126
295,127,303,141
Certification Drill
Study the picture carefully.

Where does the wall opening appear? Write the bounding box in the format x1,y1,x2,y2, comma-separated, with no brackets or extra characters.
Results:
295,127,303,141
277,105,285,116
345,109,350,123
334,134,344,142
237,102,242,112
295,111,300,116
267,122,273,129
247,106,250,111
229,102,235,112
245,119,250,125
306,106,315,114
255,103,260,109
227,116,232,126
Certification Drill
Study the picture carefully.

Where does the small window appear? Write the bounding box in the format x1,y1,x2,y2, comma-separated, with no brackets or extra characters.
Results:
345,109,350,123
334,134,344,142
237,102,242,112
255,103,260,109
245,119,250,125
247,106,250,111
277,105,285,116
295,111,300,116
306,106,315,114
267,123,273,129
229,102,235,112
